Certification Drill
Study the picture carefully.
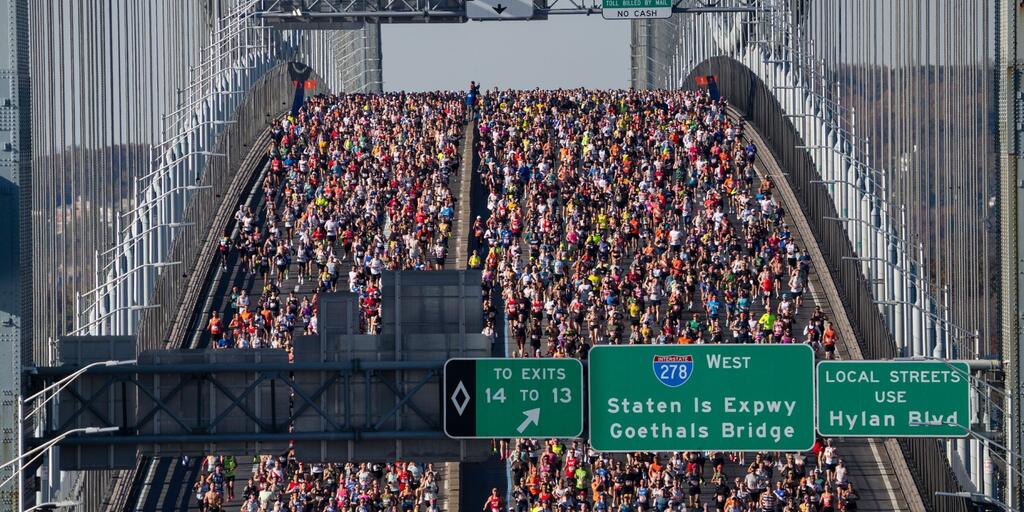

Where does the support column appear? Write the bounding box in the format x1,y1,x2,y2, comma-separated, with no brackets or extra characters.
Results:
0,0,30,507
999,0,1024,508
363,22,383,93
631,20,652,90
331,21,383,94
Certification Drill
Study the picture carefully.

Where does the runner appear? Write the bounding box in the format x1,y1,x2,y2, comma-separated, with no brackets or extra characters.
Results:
482,487,502,512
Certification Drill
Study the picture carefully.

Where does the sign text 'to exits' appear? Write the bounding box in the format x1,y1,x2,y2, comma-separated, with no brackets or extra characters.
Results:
444,358,583,439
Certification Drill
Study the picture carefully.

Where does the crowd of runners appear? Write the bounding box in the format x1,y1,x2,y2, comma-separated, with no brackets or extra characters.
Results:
192,455,443,512
207,91,465,353
192,87,855,511
473,89,853,511
474,89,836,354
198,91,464,511
499,440,856,512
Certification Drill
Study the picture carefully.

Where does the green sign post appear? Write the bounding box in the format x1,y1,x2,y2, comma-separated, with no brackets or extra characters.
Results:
444,358,583,439
602,0,672,20
816,361,970,437
588,344,815,452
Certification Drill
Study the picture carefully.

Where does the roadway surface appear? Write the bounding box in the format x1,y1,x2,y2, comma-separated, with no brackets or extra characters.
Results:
470,105,918,511
739,111,921,511
126,114,473,510
122,104,920,511
457,117,510,512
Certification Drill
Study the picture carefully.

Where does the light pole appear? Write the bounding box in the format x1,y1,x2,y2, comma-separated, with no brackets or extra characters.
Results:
157,119,237,147
23,359,137,420
897,356,1007,418
880,301,981,356
0,425,119,505
23,499,80,511
824,216,910,247
8,359,134,509
911,420,1018,510
935,491,1010,511
0,425,119,473
128,184,214,217
70,302,163,337
75,259,180,336
894,356,1002,375
160,152,225,170
97,225,191,260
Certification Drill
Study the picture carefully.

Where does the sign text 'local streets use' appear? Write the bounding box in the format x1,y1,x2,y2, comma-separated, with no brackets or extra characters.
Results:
816,361,970,437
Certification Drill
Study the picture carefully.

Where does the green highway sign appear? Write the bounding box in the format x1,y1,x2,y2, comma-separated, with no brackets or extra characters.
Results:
602,0,672,20
588,344,814,452
816,361,970,437
444,358,583,439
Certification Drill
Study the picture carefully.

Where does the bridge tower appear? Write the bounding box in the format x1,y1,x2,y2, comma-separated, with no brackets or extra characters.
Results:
630,1,1010,510
1000,0,1024,508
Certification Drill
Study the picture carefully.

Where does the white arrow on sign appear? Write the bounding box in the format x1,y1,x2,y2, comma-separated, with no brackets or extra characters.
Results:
466,0,534,19
516,408,541,433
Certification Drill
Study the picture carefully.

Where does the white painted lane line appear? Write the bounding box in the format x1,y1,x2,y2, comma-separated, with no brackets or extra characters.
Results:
869,439,903,510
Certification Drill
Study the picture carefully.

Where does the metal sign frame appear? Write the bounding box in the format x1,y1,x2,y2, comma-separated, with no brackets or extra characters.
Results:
33,360,451,451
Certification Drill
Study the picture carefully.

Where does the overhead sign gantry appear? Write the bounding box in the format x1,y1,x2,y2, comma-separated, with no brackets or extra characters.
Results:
255,0,756,24
37,340,978,465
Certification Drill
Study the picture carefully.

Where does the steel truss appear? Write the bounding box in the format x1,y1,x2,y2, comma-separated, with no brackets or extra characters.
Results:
28,360,448,449
256,0,757,24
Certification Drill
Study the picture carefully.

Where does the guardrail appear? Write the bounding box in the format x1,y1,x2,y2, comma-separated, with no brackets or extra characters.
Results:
136,64,326,352
684,56,966,512
106,66,326,512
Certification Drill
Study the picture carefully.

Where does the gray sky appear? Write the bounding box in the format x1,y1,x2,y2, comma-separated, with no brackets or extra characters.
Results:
381,16,630,91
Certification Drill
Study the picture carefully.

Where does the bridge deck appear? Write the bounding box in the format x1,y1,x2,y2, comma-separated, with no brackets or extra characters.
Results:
128,104,922,512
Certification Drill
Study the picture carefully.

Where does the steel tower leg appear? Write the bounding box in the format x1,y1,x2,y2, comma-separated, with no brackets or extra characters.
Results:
1000,0,1023,508
365,23,383,93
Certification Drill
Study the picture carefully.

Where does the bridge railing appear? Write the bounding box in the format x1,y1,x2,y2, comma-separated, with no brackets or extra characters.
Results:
101,64,326,512
637,1,988,364
73,0,332,349
686,56,966,512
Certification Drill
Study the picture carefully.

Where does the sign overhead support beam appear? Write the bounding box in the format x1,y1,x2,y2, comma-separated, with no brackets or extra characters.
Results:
254,0,756,24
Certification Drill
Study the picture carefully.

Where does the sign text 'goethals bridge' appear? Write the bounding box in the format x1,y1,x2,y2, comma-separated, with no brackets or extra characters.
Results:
588,344,815,452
